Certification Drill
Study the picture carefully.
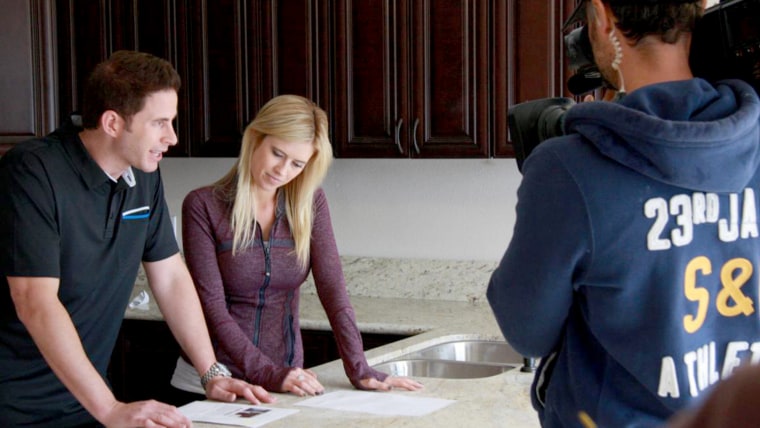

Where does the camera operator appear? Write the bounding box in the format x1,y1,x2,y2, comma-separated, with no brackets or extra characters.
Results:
487,0,760,427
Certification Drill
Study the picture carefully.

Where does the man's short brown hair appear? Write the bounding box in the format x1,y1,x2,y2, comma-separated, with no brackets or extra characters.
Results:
608,1,704,44
81,50,181,129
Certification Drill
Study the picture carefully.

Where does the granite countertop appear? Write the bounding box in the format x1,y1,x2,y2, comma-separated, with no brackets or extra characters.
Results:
125,257,540,427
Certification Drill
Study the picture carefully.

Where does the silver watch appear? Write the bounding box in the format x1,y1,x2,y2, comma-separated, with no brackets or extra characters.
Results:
200,362,231,389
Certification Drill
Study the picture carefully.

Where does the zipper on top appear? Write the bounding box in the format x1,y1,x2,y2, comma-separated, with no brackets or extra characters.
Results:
251,221,274,346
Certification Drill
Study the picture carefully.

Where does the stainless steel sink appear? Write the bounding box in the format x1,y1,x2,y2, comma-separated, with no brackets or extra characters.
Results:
371,339,527,379
404,340,524,365
372,358,515,379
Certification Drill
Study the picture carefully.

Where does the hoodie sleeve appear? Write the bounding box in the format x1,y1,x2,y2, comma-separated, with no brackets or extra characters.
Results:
487,142,592,358
309,189,388,388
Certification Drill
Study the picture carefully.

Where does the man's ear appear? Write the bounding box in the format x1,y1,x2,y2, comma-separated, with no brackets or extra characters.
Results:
589,0,613,32
100,110,123,138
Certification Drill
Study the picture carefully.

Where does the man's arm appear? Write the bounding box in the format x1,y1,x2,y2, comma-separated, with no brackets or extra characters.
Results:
486,143,587,358
143,254,214,377
8,276,191,427
143,254,274,404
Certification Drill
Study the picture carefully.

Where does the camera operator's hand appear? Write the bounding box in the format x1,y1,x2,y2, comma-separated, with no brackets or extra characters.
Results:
582,88,617,102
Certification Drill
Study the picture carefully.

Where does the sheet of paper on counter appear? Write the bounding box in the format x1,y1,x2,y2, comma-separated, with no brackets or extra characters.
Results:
295,390,455,416
179,401,298,427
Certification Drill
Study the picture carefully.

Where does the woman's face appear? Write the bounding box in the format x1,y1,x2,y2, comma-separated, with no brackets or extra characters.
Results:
250,135,315,193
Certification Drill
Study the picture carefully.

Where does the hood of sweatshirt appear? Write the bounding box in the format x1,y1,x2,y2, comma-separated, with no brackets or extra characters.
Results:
563,78,760,193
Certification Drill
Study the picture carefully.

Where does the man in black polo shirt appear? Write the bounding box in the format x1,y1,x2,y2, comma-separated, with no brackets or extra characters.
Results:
0,51,273,427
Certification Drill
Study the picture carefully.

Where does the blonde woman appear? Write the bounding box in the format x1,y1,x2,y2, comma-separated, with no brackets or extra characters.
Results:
170,95,422,400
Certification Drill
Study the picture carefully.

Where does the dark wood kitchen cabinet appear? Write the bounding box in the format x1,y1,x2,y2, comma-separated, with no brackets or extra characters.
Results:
2,0,576,159
0,0,56,154
332,0,493,158
182,0,328,156
492,0,578,157
53,0,327,157
55,0,194,155
109,319,180,403
301,329,410,368
332,0,577,158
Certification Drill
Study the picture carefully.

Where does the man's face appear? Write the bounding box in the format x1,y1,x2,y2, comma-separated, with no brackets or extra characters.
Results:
117,89,178,173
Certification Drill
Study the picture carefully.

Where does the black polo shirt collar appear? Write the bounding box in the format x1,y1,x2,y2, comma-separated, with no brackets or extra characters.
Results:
57,115,108,191
59,114,136,191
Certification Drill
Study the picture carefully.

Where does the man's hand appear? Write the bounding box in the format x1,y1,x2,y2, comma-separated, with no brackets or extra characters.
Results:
582,87,618,102
205,377,275,404
100,400,192,428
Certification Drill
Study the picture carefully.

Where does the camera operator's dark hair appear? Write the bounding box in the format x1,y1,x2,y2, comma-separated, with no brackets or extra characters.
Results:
606,1,704,44
81,50,181,129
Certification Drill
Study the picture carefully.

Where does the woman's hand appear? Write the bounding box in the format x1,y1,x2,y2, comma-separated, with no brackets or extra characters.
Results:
359,376,424,391
282,368,325,397
205,376,276,404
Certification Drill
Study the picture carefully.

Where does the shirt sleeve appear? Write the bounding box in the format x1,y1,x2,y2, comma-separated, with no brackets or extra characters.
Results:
0,149,60,277
309,189,387,388
142,167,180,262
181,189,291,391
486,144,591,358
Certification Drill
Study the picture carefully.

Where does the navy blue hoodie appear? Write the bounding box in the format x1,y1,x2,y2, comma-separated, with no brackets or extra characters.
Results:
488,78,760,428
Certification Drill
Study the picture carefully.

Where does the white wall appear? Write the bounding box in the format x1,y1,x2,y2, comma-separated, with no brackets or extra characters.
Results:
159,158,522,261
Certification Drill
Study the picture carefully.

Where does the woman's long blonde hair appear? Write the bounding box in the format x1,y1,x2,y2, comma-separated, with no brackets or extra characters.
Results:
213,94,333,268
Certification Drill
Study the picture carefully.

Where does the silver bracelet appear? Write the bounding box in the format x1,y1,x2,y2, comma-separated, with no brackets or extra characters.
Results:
200,362,231,389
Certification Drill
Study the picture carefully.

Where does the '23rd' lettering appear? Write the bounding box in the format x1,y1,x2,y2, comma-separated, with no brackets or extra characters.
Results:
645,188,758,251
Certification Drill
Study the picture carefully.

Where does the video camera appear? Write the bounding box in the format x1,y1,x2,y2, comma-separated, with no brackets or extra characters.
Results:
509,0,760,172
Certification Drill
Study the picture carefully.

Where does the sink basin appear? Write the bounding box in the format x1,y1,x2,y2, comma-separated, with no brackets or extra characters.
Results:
404,340,524,365
371,339,528,379
372,359,515,379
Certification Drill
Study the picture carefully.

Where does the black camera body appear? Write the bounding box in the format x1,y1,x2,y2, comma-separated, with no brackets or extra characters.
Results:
509,0,760,172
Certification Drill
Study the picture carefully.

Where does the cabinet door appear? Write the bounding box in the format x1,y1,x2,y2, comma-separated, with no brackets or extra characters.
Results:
56,0,191,156
53,0,323,158
301,329,410,368
409,0,490,158
0,0,56,154
332,0,497,158
185,0,323,157
492,0,577,157
184,0,251,157
269,0,329,107
109,319,180,403
332,0,411,158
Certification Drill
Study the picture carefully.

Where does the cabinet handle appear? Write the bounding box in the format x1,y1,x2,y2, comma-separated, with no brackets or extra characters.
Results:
394,118,404,155
411,118,420,155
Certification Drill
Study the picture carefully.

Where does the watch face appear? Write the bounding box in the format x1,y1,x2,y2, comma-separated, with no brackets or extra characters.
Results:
219,363,231,376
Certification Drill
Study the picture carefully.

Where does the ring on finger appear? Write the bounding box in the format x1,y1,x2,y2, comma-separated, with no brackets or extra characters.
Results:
297,374,305,381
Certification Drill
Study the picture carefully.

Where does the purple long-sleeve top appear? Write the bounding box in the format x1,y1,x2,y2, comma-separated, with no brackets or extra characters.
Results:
182,185,387,391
